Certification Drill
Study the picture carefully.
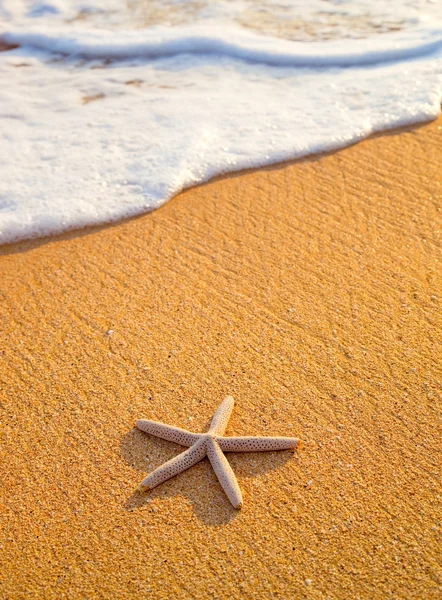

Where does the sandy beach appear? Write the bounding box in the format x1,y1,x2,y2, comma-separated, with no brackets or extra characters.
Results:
1,116,441,598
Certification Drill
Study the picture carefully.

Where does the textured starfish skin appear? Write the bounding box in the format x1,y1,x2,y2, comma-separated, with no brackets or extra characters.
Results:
135,396,299,509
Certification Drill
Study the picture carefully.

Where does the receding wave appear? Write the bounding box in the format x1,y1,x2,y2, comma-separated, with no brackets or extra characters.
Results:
2,24,442,67
1,18,442,244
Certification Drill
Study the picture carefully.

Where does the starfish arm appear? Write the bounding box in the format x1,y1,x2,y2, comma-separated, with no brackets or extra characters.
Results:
138,438,207,491
136,419,202,447
206,438,243,509
209,395,235,435
218,436,299,452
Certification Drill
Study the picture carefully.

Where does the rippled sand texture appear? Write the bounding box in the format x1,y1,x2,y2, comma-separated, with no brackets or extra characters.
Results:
1,117,441,599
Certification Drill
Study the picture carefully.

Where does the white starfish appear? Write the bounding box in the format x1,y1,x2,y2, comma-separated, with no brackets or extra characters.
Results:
135,395,299,509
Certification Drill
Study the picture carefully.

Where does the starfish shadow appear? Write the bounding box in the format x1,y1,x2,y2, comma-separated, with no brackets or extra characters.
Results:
120,427,294,526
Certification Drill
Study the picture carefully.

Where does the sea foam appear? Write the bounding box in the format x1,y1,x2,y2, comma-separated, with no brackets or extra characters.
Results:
1,1,442,244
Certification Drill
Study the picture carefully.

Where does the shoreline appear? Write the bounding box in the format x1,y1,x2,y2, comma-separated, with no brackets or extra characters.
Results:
1,116,441,598
1,118,435,256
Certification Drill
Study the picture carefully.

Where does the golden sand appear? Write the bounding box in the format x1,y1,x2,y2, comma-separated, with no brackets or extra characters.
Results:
1,117,442,598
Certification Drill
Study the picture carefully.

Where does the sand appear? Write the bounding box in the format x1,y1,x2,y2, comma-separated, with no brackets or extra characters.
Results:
1,117,442,599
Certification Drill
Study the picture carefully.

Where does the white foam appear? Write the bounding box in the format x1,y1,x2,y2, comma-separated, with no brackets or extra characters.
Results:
4,24,442,66
1,1,442,244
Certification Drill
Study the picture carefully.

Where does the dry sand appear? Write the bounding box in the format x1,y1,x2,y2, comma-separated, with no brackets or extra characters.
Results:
1,117,442,599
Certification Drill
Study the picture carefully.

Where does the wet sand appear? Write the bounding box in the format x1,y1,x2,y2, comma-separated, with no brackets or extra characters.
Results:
1,117,441,599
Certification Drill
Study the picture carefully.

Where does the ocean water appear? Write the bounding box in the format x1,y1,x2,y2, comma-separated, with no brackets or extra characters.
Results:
1,1,442,244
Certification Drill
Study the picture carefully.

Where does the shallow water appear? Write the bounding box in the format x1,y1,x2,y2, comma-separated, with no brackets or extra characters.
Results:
1,1,442,243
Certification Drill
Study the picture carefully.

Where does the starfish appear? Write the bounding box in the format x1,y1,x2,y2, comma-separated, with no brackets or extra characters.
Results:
135,395,299,509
